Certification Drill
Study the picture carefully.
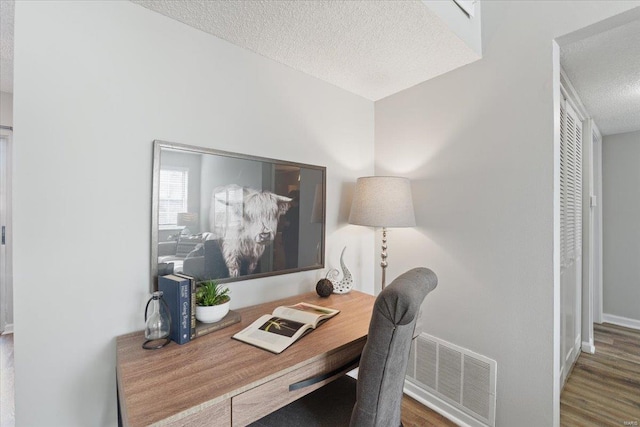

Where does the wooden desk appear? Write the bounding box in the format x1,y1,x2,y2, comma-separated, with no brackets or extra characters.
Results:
116,290,375,426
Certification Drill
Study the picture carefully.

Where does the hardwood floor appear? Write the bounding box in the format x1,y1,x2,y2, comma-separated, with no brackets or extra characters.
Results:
0,333,14,427
561,323,640,427
402,395,457,427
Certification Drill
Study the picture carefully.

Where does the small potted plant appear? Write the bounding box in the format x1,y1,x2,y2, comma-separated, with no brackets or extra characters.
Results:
195,280,231,324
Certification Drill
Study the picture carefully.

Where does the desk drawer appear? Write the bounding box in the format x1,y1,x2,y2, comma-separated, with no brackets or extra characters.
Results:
232,340,364,426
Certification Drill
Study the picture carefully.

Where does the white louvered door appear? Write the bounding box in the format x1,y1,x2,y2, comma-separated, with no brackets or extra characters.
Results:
560,96,583,386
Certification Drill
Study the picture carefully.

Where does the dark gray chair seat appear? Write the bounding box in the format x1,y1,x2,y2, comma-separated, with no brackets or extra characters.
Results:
250,267,438,427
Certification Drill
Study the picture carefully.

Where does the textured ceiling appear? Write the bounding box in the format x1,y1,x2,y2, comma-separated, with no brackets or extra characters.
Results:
2,0,637,129
0,0,480,99
561,19,640,136
0,0,14,93
131,0,480,101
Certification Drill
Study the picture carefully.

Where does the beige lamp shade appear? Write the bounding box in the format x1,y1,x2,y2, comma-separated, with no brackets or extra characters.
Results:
348,176,415,227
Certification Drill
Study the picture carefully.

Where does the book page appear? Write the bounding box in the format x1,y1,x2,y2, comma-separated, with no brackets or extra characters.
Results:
232,315,312,354
273,303,339,327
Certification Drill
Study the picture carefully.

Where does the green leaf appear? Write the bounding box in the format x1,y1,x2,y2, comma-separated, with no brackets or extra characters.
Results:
195,280,230,307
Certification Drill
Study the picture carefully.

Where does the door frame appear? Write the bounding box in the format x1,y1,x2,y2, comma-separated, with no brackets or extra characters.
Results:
0,126,13,334
559,71,597,356
591,133,604,325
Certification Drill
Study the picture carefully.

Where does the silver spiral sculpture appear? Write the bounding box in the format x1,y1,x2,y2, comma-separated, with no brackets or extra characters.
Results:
327,247,353,294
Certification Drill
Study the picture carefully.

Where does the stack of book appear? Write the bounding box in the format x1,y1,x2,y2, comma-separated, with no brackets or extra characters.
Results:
158,274,240,345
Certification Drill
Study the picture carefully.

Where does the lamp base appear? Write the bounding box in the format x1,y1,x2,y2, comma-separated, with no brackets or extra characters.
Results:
381,227,388,289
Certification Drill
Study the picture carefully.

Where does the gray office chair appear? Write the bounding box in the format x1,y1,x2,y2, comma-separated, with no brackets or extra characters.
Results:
250,267,438,427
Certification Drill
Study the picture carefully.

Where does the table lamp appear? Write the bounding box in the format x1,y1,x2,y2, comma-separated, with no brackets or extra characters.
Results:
348,176,416,289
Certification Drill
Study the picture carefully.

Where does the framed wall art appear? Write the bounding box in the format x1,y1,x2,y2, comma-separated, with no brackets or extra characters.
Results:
151,140,326,289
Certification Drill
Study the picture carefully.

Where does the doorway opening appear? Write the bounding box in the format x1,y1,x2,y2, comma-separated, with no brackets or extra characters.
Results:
554,6,640,425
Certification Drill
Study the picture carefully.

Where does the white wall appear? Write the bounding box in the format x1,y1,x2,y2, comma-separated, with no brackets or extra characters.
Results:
602,130,640,324
12,2,374,425
0,91,11,127
375,2,639,426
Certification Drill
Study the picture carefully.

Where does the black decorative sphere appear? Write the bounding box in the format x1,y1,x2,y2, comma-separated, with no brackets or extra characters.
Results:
316,279,333,297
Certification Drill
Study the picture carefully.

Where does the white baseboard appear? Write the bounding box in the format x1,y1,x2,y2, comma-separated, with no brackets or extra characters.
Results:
564,336,581,366
404,381,481,427
573,335,581,361
602,313,640,331
581,340,595,354
1,323,13,334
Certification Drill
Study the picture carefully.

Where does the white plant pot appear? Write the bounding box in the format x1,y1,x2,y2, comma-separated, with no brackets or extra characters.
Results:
195,300,230,324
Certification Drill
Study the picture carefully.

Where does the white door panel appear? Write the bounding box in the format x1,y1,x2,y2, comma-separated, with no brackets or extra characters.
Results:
559,97,583,387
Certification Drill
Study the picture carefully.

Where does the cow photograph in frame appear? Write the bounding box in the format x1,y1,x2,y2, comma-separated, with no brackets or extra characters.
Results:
151,140,326,289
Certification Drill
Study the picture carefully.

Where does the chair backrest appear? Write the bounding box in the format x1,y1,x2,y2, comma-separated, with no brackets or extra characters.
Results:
350,267,438,427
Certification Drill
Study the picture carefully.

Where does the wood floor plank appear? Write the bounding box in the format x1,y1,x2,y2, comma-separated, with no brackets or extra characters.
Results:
401,394,457,427
561,323,640,427
568,360,640,396
584,350,640,379
564,375,640,412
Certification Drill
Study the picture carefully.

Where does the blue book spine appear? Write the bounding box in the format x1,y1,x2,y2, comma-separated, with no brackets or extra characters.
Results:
174,273,197,340
158,275,191,345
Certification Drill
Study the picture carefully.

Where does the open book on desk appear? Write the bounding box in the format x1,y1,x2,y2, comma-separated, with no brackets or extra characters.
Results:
232,302,340,354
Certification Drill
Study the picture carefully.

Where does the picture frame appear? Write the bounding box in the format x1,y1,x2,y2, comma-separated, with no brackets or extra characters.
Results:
151,140,326,290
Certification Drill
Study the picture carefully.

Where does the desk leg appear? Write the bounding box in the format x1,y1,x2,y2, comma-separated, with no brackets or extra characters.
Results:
116,370,123,427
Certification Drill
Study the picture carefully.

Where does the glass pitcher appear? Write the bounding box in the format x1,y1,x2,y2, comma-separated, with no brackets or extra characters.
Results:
142,291,171,350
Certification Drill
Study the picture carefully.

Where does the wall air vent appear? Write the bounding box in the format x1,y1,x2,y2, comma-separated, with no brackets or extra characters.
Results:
405,333,497,427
